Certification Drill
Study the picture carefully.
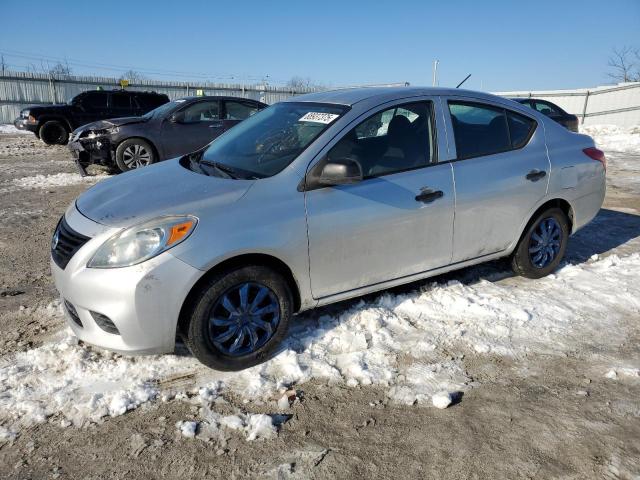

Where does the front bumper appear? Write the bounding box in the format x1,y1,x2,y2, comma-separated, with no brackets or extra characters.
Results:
68,134,113,167
13,117,37,134
51,206,204,355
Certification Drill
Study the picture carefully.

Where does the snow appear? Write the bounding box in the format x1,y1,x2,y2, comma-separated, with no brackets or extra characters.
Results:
580,125,640,155
0,124,31,135
2,250,640,439
13,172,107,189
432,391,454,409
176,420,198,438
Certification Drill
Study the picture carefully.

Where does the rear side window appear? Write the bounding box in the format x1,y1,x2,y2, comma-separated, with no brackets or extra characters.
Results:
534,101,561,116
81,92,108,109
507,111,536,149
136,94,167,110
449,101,536,159
111,92,131,109
225,101,261,120
449,102,510,159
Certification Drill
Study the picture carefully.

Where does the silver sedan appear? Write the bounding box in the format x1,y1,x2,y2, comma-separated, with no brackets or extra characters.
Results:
51,87,606,370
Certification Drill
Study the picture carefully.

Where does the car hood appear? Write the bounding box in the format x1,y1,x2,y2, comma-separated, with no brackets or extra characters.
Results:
76,159,254,228
77,116,144,132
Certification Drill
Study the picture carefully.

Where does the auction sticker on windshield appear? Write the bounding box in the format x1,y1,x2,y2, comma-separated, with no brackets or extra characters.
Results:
299,112,340,124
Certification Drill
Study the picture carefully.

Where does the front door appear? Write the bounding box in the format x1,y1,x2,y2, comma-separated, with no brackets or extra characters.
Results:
161,99,223,158
445,98,549,262
305,100,455,299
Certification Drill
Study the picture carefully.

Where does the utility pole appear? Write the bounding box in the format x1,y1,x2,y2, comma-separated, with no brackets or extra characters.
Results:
432,60,439,87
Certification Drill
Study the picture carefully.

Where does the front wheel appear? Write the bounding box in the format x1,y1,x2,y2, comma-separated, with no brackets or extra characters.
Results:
511,207,569,279
184,265,293,371
39,120,69,145
115,138,156,172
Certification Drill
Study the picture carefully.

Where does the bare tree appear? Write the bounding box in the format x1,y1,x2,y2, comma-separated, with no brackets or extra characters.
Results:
607,46,640,83
48,60,73,77
286,76,324,91
119,69,147,83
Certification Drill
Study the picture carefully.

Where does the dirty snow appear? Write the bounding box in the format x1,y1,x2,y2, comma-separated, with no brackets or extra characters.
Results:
580,125,640,155
0,124,31,135
1,251,639,438
431,391,454,409
13,172,107,189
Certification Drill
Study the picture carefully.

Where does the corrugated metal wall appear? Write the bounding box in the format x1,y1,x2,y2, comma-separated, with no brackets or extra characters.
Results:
0,70,319,123
495,82,640,127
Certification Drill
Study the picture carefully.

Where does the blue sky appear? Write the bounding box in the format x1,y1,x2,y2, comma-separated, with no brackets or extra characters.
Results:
1,0,639,91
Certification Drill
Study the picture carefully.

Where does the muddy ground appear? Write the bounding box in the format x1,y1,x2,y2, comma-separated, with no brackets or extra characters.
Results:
0,133,638,479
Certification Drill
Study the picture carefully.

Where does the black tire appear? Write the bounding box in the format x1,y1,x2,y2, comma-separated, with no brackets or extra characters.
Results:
511,207,569,279
184,265,293,371
39,120,69,145
115,138,156,172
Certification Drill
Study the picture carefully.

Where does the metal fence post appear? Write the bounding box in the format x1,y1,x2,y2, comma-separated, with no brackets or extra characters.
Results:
581,90,590,125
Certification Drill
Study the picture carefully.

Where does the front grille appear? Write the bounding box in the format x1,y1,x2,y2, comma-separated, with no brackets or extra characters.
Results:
51,217,90,269
64,300,83,327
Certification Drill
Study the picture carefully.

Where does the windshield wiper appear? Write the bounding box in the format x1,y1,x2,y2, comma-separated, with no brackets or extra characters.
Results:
200,160,238,179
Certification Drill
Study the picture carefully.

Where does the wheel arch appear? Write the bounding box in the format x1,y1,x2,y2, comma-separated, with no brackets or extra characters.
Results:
511,197,575,255
177,253,302,336
37,116,72,134
115,136,160,161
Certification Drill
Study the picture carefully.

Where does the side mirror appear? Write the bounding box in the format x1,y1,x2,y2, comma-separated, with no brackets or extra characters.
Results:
169,112,183,123
318,157,363,186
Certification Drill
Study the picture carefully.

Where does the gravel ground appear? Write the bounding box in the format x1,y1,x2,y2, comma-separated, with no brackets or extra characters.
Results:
0,132,638,479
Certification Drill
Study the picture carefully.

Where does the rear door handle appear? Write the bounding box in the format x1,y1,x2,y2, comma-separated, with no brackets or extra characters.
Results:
415,188,444,203
526,170,546,181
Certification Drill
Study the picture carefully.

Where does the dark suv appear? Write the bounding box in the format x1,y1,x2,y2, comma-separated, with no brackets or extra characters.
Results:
510,98,579,132
68,96,267,173
14,90,170,145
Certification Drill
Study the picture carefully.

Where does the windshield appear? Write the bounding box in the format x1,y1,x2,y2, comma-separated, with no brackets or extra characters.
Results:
142,99,185,119
198,102,347,179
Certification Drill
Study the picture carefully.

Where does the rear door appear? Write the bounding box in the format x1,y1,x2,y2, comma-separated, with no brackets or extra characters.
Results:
445,98,549,262
305,99,455,299
110,91,134,118
160,99,223,158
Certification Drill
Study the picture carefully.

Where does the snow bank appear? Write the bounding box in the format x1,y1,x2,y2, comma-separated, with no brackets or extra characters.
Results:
2,252,640,438
580,125,640,154
0,124,31,135
13,172,107,189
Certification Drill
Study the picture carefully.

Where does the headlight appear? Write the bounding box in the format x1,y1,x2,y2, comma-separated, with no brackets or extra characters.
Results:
87,216,197,268
21,109,30,119
85,126,118,138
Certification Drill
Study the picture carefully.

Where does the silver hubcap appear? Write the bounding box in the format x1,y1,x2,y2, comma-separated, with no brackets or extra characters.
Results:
208,282,280,357
529,217,562,268
122,144,151,169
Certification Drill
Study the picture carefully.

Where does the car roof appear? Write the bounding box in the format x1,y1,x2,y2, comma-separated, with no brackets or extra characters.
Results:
284,86,509,107
177,95,265,103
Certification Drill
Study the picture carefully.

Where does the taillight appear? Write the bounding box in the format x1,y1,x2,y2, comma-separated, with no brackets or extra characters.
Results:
583,147,606,172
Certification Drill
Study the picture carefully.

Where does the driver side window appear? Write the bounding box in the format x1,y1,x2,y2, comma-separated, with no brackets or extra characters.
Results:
181,101,220,123
327,101,435,178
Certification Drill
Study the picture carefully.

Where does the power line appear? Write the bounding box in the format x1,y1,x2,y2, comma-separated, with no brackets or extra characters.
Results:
0,49,287,84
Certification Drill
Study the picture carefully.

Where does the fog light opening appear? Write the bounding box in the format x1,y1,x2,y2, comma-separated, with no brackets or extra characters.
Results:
90,311,120,335
63,300,83,328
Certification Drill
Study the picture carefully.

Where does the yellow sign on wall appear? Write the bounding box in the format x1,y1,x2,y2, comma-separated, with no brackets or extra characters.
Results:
120,79,129,88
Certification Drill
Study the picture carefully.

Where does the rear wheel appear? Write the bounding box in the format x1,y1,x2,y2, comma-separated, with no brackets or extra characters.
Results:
115,138,155,172
39,121,69,145
511,207,569,279
184,265,293,371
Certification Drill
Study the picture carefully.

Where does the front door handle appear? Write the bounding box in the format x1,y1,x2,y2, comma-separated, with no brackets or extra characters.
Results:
415,188,444,203
526,170,546,181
